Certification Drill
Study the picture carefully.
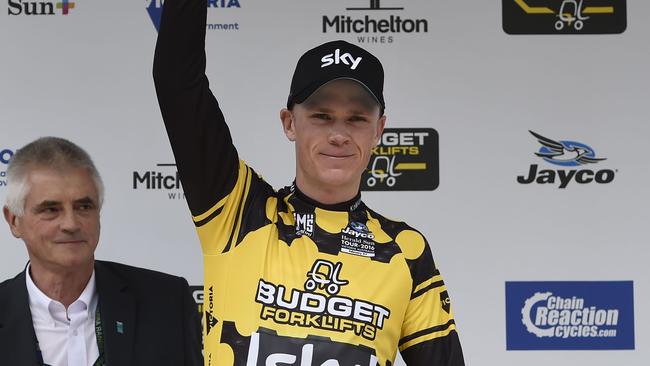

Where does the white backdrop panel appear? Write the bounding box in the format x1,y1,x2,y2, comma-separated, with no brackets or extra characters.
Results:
1,1,648,365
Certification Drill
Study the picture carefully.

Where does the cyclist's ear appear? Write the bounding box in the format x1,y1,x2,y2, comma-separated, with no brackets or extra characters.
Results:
280,108,296,141
374,115,386,146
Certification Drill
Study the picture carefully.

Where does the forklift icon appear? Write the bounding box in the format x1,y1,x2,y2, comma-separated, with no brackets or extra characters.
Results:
555,0,589,31
304,260,349,295
512,0,615,32
366,156,427,188
367,156,401,187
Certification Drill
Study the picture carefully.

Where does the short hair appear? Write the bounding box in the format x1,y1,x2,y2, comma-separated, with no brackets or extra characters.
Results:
4,137,104,216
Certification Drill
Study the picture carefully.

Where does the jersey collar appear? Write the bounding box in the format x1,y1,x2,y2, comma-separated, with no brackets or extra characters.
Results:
290,182,364,212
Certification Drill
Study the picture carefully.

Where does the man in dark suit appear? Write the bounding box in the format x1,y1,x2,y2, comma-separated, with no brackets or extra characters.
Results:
0,137,202,366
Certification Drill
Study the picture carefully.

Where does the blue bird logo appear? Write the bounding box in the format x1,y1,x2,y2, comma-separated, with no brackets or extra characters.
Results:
349,221,369,233
529,131,606,167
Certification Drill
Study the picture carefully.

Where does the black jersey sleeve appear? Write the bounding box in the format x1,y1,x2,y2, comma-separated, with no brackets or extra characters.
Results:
153,0,239,217
400,242,465,366
400,333,465,366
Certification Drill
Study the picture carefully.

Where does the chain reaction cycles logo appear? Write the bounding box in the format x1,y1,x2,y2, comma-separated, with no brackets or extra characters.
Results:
521,292,618,339
502,0,626,34
323,0,428,44
361,128,438,191
517,130,615,188
8,0,75,15
506,281,635,350
255,259,390,341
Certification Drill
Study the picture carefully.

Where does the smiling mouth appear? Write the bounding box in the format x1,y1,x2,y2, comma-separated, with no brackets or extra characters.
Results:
320,153,354,159
54,240,86,245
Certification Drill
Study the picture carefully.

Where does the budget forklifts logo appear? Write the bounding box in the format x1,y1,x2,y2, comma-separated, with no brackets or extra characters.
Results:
517,130,616,188
361,128,438,191
502,0,626,34
8,0,76,15
506,281,635,350
323,0,428,44
132,163,185,200
146,0,241,32
255,260,391,341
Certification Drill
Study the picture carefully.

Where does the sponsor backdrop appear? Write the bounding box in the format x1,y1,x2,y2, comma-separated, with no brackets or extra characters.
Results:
1,0,648,365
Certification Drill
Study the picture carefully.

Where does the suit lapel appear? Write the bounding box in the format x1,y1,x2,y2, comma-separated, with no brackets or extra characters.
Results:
95,261,135,366
0,269,41,365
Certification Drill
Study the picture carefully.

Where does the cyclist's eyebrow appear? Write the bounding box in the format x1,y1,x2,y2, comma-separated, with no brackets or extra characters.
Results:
302,89,379,114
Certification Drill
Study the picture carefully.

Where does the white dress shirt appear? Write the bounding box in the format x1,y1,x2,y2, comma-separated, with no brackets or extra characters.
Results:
26,265,100,366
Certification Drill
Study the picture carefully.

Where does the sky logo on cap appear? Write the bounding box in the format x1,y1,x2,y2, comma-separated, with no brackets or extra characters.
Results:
506,281,635,350
321,49,363,70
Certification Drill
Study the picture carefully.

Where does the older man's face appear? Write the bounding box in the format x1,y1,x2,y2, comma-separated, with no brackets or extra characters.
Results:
4,166,100,272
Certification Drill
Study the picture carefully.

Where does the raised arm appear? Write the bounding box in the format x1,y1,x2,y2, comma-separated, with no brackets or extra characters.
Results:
153,0,238,216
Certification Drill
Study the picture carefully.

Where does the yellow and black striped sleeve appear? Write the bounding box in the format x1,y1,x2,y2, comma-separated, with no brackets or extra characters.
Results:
192,161,275,255
400,243,465,366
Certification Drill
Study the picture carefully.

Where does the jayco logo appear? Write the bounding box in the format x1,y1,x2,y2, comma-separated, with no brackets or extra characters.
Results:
340,221,375,257
321,49,362,70
341,221,374,239
517,130,616,188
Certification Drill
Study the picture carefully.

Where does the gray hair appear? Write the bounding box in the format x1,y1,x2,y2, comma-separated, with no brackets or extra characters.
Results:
4,137,104,216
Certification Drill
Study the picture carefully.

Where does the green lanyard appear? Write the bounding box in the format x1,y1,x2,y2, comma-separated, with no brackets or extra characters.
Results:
93,304,105,366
